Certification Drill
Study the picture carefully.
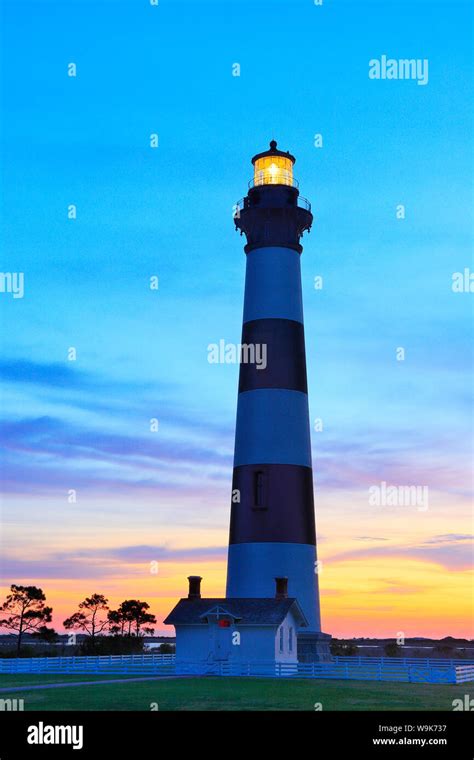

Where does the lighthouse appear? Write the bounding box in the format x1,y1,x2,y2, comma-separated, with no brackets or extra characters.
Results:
165,141,331,667
226,141,331,661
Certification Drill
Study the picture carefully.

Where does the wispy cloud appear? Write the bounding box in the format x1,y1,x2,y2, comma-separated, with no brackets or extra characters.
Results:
1,412,233,494
313,433,472,498
69,545,228,563
0,545,228,582
423,534,473,544
327,540,473,571
0,359,88,388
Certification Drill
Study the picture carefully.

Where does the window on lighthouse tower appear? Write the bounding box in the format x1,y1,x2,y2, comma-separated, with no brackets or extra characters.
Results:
254,470,266,509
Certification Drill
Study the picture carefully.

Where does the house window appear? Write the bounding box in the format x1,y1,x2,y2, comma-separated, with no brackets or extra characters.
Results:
289,626,293,653
254,470,266,509
279,626,284,653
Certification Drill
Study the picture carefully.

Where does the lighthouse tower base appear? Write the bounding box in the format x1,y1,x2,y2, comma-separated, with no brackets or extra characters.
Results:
297,631,333,663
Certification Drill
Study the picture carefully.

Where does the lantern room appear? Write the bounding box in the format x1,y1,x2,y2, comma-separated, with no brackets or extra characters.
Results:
252,140,295,187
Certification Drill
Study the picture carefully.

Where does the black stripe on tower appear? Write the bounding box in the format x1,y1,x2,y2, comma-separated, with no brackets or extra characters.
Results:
238,318,308,394
229,464,316,545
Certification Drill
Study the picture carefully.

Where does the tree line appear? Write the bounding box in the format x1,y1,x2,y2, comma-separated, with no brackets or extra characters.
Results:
0,585,157,653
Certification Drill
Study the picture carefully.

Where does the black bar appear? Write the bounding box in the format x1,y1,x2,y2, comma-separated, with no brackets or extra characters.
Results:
0,710,471,758
229,463,316,545
238,318,308,393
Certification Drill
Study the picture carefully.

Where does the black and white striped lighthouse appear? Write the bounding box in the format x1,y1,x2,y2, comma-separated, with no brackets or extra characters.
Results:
226,141,331,661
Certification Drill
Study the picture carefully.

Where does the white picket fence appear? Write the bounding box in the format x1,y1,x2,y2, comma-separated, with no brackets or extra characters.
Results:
455,666,474,683
334,656,474,668
1,655,473,683
176,660,466,683
0,654,175,675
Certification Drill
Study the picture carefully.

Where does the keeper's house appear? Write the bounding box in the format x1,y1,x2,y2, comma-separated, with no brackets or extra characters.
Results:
164,576,307,668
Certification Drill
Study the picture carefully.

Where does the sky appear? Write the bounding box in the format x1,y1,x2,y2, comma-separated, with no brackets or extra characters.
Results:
0,0,473,639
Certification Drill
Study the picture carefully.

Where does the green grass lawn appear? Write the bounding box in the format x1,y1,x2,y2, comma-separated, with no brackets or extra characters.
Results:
0,677,466,711
0,673,138,688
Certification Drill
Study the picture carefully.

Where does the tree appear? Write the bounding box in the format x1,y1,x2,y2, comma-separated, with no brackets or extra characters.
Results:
107,608,126,636
330,639,358,657
127,600,156,637
0,585,53,653
32,626,58,643
81,634,145,656
159,643,175,654
384,642,400,657
63,594,109,643
108,600,156,637
434,643,453,656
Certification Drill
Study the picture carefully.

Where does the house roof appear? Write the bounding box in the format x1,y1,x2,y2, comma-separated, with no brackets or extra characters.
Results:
163,598,308,627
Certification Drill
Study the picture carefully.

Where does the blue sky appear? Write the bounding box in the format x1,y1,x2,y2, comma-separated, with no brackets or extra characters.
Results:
1,0,472,636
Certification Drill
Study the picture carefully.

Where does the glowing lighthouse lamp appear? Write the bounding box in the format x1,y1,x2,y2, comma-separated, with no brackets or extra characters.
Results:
253,140,294,186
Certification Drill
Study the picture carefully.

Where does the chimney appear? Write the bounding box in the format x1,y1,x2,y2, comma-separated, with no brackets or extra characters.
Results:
275,577,288,599
187,575,202,599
